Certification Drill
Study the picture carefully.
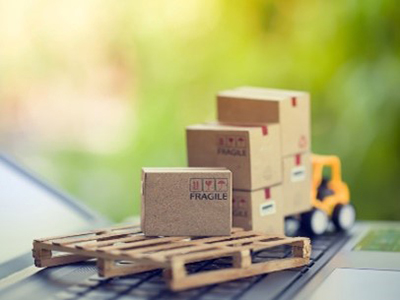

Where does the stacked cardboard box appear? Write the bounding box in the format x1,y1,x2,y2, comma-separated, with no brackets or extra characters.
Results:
186,123,281,190
217,87,313,217
187,123,284,234
186,86,312,235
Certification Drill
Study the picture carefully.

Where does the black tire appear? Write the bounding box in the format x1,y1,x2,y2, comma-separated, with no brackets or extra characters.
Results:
332,204,356,231
301,209,329,235
285,217,301,237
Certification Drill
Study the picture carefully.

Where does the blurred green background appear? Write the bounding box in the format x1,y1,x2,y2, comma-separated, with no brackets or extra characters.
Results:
1,0,399,221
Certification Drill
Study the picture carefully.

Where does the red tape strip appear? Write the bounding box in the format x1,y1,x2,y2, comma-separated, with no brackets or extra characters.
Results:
264,188,270,199
231,124,268,136
261,125,268,136
292,97,297,107
295,154,301,165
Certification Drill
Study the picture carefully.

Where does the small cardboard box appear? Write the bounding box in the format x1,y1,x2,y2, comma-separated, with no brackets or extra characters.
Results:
186,123,282,190
141,167,232,237
282,152,312,216
217,86,311,157
232,185,284,235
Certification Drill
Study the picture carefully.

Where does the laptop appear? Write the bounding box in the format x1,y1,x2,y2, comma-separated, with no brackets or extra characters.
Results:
1,154,400,300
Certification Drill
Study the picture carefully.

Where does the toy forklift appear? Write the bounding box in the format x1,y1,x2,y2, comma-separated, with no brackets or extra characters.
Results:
301,154,356,235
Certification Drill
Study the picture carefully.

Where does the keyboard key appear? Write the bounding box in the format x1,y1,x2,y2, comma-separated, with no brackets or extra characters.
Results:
252,256,276,264
255,250,287,259
311,237,335,250
197,294,234,300
116,296,149,300
123,271,156,279
212,257,233,266
290,265,309,273
240,271,302,300
310,249,324,261
216,281,250,289
109,277,142,286
80,279,102,288
157,294,197,300
54,291,78,299
200,285,243,299
66,285,91,294
158,289,205,300
89,275,108,282
201,264,224,271
125,287,160,298
138,281,167,289
209,283,249,293
81,289,118,300
146,276,165,285
186,263,204,273
96,283,131,293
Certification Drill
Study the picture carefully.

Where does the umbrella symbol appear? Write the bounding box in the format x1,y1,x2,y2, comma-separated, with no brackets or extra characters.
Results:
217,180,227,191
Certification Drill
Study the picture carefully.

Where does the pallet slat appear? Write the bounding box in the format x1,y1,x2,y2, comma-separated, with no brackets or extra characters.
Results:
32,225,311,291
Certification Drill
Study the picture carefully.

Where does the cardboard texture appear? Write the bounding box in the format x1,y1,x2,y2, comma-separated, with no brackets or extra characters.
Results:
186,123,281,191
217,86,311,156
232,185,284,235
282,152,312,216
141,167,232,237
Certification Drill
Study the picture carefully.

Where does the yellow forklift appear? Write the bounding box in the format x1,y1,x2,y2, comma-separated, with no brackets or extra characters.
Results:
300,154,356,235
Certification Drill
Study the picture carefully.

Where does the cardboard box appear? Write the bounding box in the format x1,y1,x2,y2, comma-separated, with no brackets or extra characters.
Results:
141,167,232,236
186,123,282,191
232,185,284,235
282,152,312,216
217,86,311,156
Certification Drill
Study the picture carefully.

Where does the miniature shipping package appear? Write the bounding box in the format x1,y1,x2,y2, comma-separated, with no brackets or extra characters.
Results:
282,152,312,216
217,87,311,157
141,167,232,236
186,123,281,190
232,185,284,235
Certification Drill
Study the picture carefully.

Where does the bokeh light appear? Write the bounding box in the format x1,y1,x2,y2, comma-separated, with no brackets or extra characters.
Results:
1,0,399,221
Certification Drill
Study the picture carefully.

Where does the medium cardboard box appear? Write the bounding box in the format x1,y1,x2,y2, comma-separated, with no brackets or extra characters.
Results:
282,152,312,216
217,86,311,156
232,185,284,235
141,167,232,237
186,123,282,191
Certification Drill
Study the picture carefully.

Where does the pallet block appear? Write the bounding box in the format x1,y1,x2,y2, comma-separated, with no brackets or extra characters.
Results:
33,225,311,291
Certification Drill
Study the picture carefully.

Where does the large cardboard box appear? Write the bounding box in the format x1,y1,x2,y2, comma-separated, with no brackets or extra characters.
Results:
282,152,312,216
217,86,311,156
186,123,282,191
232,185,284,235
141,167,232,236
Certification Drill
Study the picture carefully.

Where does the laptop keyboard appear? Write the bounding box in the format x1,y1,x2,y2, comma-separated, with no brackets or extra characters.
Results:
51,232,347,300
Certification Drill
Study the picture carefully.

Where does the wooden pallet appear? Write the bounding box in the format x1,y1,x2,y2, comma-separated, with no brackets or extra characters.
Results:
33,225,311,291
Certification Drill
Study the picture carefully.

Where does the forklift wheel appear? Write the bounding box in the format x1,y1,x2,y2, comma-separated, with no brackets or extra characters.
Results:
332,204,356,231
301,209,329,235
285,217,301,237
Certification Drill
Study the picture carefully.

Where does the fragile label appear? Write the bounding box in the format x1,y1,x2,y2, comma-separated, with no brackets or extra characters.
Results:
216,135,247,157
259,201,276,216
233,197,248,217
291,166,306,182
189,178,229,200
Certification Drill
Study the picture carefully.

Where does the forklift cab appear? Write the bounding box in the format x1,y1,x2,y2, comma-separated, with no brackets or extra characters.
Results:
301,154,355,235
